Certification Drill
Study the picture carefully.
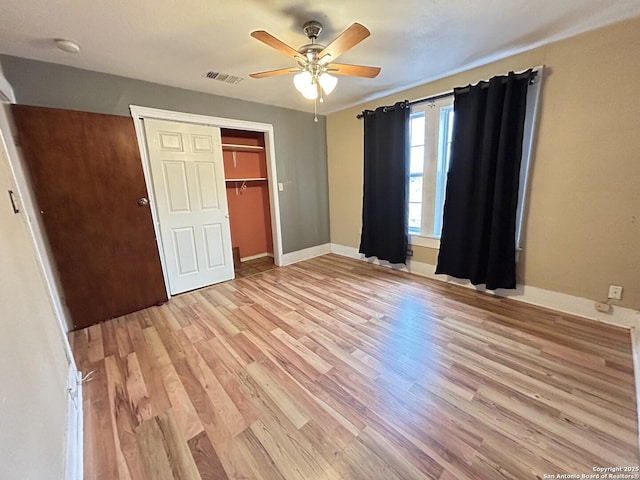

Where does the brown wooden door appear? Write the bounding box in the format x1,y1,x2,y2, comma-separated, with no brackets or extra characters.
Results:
12,105,167,330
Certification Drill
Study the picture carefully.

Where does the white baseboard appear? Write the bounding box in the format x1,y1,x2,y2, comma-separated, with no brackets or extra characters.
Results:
279,243,331,266
65,366,83,480
240,252,273,262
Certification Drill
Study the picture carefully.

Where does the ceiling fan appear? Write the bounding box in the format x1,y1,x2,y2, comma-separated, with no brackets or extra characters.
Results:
249,21,381,103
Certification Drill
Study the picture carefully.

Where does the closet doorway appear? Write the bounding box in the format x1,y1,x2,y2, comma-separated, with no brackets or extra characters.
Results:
222,129,276,277
130,106,283,298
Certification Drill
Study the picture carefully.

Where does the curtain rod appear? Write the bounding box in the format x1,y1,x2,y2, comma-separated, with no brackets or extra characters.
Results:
356,69,538,119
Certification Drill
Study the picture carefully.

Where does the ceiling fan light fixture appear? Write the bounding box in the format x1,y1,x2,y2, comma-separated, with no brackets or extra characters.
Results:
318,73,337,95
251,21,378,107
293,71,312,91
293,71,318,99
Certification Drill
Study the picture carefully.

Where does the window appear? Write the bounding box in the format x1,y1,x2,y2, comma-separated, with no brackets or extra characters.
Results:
408,96,455,240
407,67,543,250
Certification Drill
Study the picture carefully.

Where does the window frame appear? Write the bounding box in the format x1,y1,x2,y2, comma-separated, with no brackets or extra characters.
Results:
408,95,455,248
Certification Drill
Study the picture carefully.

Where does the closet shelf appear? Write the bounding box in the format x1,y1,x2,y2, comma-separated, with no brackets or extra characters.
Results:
222,143,264,152
225,177,267,182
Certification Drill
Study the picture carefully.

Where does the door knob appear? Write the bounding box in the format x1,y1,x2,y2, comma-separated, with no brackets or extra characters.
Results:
138,197,149,206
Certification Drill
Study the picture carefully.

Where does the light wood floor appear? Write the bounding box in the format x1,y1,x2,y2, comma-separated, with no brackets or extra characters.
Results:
235,255,276,279
70,254,639,479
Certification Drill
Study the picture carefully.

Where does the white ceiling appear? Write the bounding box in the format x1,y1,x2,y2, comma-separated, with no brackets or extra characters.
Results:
1,0,639,115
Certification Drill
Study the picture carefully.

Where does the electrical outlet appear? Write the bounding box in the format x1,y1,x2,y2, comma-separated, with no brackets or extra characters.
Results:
278,182,284,192
607,285,623,300
595,302,611,313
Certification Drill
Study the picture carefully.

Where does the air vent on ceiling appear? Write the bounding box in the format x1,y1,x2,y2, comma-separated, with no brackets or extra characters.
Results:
205,71,244,85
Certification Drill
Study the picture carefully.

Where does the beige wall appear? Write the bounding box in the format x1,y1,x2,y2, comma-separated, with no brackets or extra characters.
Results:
0,100,71,476
327,17,640,310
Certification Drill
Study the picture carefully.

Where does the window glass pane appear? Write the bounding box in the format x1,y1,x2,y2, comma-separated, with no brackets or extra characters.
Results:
445,109,454,172
408,100,454,238
408,203,422,233
433,105,454,237
410,146,424,174
410,113,425,146
409,175,423,203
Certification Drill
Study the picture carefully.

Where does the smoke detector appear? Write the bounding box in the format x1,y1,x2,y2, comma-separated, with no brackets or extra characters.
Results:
54,38,80,54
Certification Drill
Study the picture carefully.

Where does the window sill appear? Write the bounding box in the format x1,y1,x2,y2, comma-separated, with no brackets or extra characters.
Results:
409,234,440,249
409,233,523,260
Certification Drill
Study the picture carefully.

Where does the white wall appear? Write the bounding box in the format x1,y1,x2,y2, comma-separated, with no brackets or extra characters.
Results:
0,77,73,478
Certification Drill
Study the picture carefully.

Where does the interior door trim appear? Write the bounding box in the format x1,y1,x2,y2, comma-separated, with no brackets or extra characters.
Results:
129,105,284,299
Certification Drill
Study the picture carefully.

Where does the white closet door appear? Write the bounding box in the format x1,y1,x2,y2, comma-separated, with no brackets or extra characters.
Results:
144,118,234,294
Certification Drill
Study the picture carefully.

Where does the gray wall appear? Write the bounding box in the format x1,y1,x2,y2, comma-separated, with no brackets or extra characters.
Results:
1,55,330,254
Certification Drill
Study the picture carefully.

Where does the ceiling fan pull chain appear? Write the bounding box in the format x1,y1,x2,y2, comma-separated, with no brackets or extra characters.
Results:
314,98,318,123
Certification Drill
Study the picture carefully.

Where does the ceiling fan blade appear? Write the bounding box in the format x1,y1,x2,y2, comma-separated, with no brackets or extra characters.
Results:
249,67,297,79
250,30,301,59
329,63,381,78
318,23,370,63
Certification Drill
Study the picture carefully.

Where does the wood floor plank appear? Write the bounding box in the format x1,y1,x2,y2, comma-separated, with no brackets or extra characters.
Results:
176,330,248,437
87,323,105,364
246,360,311,429
250,417,344,480
137,411,201,480
357,425,437,480
187,430,229,480
141,326,172,368
242,325,322,383
104,355,148,480
83,360,119,480
72,328,89,371
157,411,203,479
115,316,134,357
122,353,154,424
204,435,265,480
74,254,639,480
172,357,229,442
136,417,177,480
159,362,204,440
127,327,172,416
252,303,308,338
270,328,333,374
101,318,120,358
195,337,258,428
191,292,241,336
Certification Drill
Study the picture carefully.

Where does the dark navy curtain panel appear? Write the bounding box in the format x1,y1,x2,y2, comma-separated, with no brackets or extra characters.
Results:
435,70,534,289
359,101,410,264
